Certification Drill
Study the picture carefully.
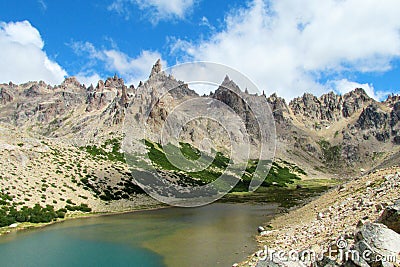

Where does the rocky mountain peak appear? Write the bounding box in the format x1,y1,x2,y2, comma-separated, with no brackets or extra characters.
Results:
104,74,124,88
218,75,242,94
345,87,370,100
289,88,374,126
61,77,82,88
149,59,162,78
267,93,290,123
385,94,400,107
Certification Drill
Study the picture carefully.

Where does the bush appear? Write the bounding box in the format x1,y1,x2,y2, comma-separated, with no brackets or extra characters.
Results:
65,203,92,212
0,204,70,227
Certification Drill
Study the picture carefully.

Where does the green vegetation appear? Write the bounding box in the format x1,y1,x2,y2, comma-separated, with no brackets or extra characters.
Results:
80,138,125,163
231,161,303,192
65,203,92,212
144,140,231,184
0,204,67,227
334,130,339,138
0,191,92,228
318,139,342,167
372,151,384,161
141,140,305,192
221,180,332,209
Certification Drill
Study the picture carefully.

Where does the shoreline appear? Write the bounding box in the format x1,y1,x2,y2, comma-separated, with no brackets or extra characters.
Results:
0,202,168,237
0,178,338,264
240,166,400,266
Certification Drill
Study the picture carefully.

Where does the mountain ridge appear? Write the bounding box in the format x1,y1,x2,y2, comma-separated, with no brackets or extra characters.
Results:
1,60,400,176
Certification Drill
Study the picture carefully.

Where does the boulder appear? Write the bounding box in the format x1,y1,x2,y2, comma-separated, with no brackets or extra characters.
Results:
258,226,266,233
376,200,400,234
354,223,400,266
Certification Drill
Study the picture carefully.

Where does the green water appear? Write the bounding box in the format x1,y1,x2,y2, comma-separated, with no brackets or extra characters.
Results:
0,203,279,267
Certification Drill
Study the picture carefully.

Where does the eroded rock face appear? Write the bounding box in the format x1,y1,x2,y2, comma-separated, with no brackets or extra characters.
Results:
36,100,66,122
289,93,322,120
211,75,261,139
342,88,372,117
1,59,400,171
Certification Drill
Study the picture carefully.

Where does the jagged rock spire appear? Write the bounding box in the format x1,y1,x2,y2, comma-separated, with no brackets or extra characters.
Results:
223,75,230,83
149,59,162,78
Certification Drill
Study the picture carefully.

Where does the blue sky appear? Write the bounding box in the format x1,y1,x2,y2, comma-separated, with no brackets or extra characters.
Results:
1,0,400,100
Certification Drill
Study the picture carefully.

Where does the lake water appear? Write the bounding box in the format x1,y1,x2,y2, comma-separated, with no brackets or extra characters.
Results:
0,203,279,267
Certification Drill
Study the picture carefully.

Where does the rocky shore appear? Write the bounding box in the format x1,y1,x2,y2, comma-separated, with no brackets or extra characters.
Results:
241,167,400,267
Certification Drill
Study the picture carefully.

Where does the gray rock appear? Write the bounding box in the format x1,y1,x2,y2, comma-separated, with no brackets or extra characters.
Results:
289,88,371,123
149,59,162,78
376,200,400,234
354,223,400,266
0,87,13,104
355,104,389,131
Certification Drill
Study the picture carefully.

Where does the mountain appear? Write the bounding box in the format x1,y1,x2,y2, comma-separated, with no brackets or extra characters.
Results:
1,59,400,213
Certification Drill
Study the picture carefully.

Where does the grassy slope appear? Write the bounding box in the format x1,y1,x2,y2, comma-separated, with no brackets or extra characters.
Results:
142,140,309,192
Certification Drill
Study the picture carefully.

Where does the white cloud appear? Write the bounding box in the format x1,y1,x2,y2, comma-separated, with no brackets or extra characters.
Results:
329,79,389,101
71,41,165,86
75,72,102,87
199,16,215,32
108,0,196,24
173,0,400,100
0,20,67,85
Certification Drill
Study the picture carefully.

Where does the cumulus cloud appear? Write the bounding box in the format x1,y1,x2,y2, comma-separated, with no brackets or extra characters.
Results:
108,0,196,24
172,0,400,100
329,79,390,101
70,41,165,86
0,20,67,85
